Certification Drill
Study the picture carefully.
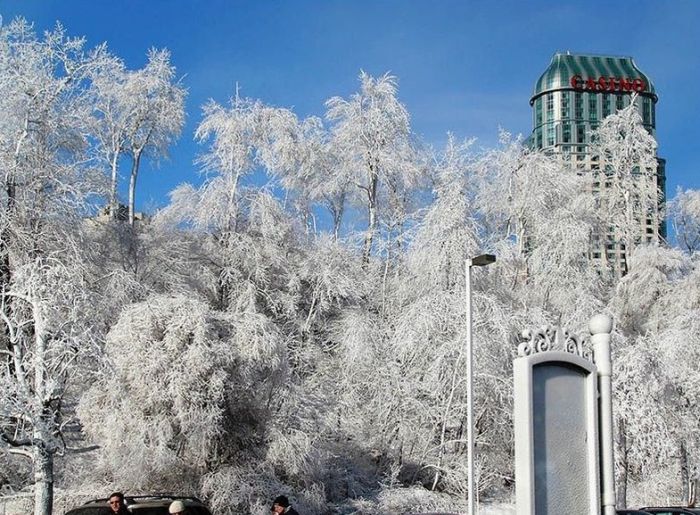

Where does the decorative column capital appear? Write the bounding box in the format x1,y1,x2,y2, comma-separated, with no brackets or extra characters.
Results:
517,324,592,361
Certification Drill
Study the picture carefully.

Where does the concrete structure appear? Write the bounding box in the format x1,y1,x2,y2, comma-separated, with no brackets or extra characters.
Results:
513,315,615,515
530,53,666,273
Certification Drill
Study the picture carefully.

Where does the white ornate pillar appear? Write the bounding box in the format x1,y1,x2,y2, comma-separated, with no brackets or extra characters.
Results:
590,314,615,515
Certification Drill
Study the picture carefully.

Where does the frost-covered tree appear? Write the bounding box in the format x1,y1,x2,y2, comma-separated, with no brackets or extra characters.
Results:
79,294,285,489
296,118,349,239
476,132,602,322
590,99,661,272
326,72,422,261
669,188,700,255
610,245,688,335
89,53,129,219
121,49,185,226
656,309,700,505
89,48,185,224
0,19,105,515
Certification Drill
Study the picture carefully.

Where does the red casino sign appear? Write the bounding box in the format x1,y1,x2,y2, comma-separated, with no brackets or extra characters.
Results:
570,75,646,93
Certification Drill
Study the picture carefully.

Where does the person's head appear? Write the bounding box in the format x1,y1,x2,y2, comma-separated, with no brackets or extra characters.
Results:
169,500,186,515
108,492,125,513
271,495,289,514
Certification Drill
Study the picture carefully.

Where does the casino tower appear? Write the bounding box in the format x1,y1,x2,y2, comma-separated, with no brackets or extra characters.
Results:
530,52,666,273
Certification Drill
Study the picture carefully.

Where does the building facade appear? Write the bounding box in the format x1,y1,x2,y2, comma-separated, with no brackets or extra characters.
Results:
530,52,666,272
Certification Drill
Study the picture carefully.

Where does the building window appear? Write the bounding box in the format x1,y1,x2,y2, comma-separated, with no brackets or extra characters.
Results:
577,123,585,143
536,98,542,125
589,95,598,121
616,94,624,111
561,92,570,119
575,92,583,119
563,123,571,143
603,95,611,117
546,93,554,119
547,124,555,146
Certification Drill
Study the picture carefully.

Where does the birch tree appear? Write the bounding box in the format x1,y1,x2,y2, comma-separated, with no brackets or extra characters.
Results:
89,53,129,219
326,72,421,262
122,49,185,226
0,19,105,515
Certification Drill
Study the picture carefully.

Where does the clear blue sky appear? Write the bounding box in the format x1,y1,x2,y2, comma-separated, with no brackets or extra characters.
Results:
2,0,699,211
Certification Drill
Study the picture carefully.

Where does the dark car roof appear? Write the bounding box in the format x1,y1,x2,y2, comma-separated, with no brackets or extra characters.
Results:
640,508,700,514
618,510,653,515
65,495,212,515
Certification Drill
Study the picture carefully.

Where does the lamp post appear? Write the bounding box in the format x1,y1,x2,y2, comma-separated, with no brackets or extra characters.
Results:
466,253,496,515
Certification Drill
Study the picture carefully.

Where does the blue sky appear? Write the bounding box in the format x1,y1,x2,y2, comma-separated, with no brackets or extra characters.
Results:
2,0,699,211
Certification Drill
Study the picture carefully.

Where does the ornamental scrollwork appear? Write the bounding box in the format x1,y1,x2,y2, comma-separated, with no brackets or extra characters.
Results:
517,324,592,361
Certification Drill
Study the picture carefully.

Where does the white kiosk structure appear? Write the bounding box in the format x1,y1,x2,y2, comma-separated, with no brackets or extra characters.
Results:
513,315,615,515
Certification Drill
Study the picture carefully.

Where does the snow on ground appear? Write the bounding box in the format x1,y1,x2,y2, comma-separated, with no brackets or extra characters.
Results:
478,503,516,515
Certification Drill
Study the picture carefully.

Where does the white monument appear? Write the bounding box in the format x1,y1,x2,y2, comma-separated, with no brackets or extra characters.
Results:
513,315,615,515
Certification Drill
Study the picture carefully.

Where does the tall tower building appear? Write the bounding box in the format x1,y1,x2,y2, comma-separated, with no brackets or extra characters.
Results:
530,52,666,273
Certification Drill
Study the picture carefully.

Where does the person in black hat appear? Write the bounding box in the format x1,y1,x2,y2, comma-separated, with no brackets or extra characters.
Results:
271,495,299,515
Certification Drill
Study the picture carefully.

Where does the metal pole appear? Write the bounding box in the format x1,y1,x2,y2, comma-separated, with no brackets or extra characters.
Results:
590,314,616,515
466,259,475,515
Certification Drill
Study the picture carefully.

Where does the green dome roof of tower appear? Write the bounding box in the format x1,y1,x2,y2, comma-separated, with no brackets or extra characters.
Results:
531,53,656,104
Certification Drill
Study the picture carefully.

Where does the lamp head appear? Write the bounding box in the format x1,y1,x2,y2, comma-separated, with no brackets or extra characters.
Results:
470,254,496,267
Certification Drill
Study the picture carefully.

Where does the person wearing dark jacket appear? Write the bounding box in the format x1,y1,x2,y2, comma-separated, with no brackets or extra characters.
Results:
271,495,299,515
107,492,130,515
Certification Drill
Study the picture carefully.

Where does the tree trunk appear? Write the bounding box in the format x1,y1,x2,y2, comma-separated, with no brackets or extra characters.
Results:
330,191,346,242
681,440,691,506
110,152,120,219
362,172,378,263
33,444,53,515
128,150,142,226
615,418,628,508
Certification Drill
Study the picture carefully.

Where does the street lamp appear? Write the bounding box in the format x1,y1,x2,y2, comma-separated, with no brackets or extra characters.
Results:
466,253,496,515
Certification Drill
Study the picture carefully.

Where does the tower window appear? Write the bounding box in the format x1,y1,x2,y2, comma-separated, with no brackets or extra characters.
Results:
589,95,598,121
547,125,555,146
561,92,570,119
575,92,583,119
563,123,571,143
